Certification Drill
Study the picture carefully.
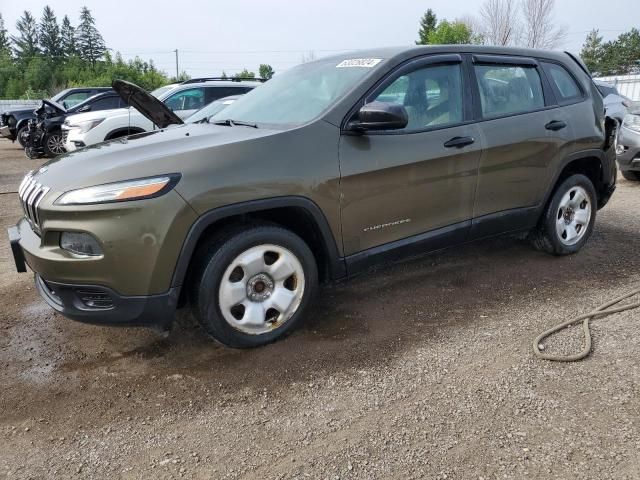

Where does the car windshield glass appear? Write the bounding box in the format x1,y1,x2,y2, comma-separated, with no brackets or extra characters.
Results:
186,97,238,123
210,58,385,127
151,85,177,99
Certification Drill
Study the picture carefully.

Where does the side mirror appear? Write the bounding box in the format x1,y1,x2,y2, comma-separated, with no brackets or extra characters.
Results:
348,101,408,132
78,105,90,112
62,101,69,109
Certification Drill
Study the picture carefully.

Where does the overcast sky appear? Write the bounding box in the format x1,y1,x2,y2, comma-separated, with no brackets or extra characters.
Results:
1,0,637,77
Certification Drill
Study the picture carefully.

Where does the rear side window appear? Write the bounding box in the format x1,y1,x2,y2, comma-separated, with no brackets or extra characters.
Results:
205,86,253,103
543,63,582,101
91,96,121,110
474,64,544,118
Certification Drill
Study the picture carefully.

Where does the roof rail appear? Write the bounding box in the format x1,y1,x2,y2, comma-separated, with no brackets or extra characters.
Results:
180,77,268,85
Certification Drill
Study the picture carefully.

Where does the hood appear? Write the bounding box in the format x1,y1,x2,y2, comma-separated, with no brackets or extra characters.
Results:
1,108,36,117
41,99,67,115
35,122,279,193
112,79,183,129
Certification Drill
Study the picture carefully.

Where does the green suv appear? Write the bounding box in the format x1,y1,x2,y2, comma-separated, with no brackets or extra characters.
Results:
9,46,617,348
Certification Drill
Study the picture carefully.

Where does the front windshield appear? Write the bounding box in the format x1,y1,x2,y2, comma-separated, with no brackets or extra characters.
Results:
152,85,177,99
210,57,385,127
186,97,238,123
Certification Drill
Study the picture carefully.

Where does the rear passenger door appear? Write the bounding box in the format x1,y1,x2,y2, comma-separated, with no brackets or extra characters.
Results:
470,55,567,237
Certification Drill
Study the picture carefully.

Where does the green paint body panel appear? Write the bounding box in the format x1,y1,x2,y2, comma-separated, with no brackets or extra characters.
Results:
11,45,616,321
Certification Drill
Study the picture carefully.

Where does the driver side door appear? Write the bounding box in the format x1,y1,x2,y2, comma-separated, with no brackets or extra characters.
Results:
339,55,482,270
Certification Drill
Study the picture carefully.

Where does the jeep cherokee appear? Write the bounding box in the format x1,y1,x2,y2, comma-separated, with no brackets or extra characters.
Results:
8,46,617,348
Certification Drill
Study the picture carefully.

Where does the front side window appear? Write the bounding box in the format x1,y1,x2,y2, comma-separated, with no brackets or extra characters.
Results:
165,88,205,111
474,64,544,118
372,63,463,131
543,63,582,101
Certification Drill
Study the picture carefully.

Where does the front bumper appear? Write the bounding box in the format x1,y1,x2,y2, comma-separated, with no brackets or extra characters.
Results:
62,126,84,152
9,225,180,328
35,275,180,328
617,125,640,172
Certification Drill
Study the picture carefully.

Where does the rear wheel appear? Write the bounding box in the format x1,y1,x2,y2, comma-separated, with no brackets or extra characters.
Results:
530,174,596,255
621,170,640,182
190,225,318,348
43,131,66,157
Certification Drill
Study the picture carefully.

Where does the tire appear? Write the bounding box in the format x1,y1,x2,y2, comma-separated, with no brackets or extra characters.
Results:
43,131,66,157
16,126,28,148
190,225,318,348
530,174,597,256
621,170,640,182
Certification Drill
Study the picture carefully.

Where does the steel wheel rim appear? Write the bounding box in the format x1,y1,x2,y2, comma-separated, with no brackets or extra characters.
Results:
556,185,591,246
47,134,65,155
218,244,305,335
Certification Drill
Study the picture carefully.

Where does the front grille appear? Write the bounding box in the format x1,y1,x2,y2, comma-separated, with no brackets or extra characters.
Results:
18,173,50,230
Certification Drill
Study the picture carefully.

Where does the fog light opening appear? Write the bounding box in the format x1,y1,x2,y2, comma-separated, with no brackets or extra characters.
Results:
60,232,103,256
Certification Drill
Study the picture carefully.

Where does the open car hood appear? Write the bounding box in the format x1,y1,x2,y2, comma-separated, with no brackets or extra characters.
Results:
42,99,67,115
112,79,183,128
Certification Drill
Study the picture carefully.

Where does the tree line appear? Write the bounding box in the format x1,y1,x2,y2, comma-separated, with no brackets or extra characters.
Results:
416,0,639,76
0,6,170,99
0,6,276,100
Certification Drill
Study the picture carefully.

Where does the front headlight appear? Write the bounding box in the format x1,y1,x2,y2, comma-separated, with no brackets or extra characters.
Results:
66,118,105,133
623,114,640,132
55,174,181,205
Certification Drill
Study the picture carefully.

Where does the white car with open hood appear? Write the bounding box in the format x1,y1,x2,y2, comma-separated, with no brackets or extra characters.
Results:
62,78,262,152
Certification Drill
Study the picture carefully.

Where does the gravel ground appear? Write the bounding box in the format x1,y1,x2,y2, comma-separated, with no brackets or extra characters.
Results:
1,140,640,479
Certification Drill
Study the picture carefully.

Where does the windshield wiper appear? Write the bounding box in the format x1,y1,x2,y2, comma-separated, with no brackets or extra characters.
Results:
212,119,258,128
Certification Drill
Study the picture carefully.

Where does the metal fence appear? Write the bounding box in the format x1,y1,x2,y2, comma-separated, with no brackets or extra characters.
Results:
595,74,640,102
0,100,40,115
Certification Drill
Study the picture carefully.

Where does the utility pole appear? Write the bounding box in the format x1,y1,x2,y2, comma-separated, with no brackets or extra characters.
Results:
174,49,179,79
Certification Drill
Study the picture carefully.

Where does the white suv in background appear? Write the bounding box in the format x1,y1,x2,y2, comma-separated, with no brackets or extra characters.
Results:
62,78,263,151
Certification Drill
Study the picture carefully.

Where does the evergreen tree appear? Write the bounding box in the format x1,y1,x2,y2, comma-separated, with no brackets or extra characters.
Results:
580,30,604,75
75,6,105,67
11,11,40,61
234,68,255,79
416,9,438,45
0,13,11,54
60,15,77,57
259,64,274,80
39,6,61,59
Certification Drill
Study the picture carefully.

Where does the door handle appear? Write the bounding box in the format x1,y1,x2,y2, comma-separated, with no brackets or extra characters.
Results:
444,136,475,148
545,120,567,131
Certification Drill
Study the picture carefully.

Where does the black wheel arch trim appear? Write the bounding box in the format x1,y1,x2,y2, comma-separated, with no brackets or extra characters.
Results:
542,148,616,211
170,196,347,288
105,127,146,140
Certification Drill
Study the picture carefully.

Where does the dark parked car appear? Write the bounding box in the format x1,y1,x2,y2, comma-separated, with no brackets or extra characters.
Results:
0,87,111,146
24,91,130,158
9,46,617,348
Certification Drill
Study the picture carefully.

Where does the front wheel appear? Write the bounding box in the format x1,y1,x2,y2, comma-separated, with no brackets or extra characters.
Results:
16,126,29,148
43,131,66,157
190,225,318,348
530,174,597,255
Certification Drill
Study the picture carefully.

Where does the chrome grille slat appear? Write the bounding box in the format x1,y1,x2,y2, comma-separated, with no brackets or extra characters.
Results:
17,172,49,231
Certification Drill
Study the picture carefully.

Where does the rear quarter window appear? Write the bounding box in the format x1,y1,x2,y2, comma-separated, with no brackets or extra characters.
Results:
542,63,584,103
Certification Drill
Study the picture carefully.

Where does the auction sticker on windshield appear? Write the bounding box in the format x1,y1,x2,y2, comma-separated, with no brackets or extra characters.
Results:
336,59,382,68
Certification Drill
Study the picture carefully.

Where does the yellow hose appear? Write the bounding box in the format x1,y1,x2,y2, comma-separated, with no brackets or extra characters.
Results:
533,287,640,362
